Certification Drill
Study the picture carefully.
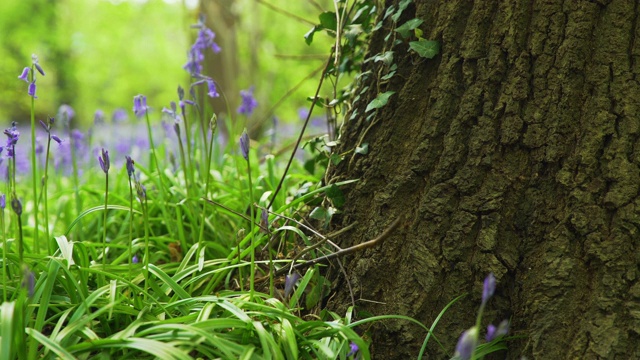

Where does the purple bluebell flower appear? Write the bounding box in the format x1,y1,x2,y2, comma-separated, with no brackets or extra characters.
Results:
22,264,35,297
486,324,496,342
32,54,45,76
94,109,105,124
486,320,509,341
28,81,37,98
18,67,30,82
298,107,310,121
237,87,257,116
178,85,185,100
39,120,49,133
36,141,44,155
4,123,20,158
58,105,75,122
51,135,62,144
0,194,5,210
132,254,139,264
162,101,179,121
284,272,300,298
183,17,221,76
239,130,249,160
4,124,20,148
206,79,219,98
260,208,269,233
112,108,128,123
347,342,359,357
454,327,478,360
133,95,148,117
125,156,135,178
40,117,55,134
482,273,496,306
98,148,110,174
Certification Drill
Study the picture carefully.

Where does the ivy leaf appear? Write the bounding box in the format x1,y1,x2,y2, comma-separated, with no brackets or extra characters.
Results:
319,12,337,32
304,158,315,174
392,0,412,22
381,71,396,80
395,18,423,38
409,39,440,59
374,51,394,65
325,184,345,208
355,143,369,155
309,206,328,220
365,91,395,112
304,26,319,45
330,153,343,165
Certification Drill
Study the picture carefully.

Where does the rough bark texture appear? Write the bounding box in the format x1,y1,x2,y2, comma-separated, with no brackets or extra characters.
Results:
326,0,640,358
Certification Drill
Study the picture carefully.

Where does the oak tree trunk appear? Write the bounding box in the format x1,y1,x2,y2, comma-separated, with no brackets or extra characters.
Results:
326,1,640,358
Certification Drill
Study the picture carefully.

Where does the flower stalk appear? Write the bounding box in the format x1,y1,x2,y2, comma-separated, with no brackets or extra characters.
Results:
239,130,256,299
98,148,110,277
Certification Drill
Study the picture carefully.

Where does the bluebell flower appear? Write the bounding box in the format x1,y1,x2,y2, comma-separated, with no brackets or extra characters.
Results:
4,123,20,148
18,67,30,82
260,208,269,233
133,95,148,117
239,130,249,160
0,194,5,210
454,327,478,360
237,87,257,116
28,81,37,98
298,107,310,121
206,79,219,98
51,135,62,144
132,254,139,264
162,101,179,121
125,156,135,178
183,16,221,76
486,324,496,342
32,54,45,76
347,342,359,357
58,104,75,121
98,148,110,174
486,320,509,341
284,272,300,298
482,273,496,306
39,120,48,132
112,108,129,123
94,109,105,124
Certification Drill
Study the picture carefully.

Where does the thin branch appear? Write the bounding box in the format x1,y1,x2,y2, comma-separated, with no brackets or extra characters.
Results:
268,217,402,278
255,0,316,26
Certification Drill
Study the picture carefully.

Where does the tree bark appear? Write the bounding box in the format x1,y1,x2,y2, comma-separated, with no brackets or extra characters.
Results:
326,0,640,359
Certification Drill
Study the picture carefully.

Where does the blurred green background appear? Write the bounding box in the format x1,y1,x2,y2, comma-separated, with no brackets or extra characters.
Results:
0,0,333,130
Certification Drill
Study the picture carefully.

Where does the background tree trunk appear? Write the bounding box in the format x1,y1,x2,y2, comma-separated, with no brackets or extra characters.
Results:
200,0,240,116
326,0,640,358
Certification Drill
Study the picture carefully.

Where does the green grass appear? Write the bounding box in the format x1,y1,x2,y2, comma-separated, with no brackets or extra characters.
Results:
0,3,513,359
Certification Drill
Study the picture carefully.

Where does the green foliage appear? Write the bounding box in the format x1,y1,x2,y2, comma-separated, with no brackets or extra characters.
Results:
365,90,395,112
409,39,440,59
0,0,190,125
0,1,509,359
